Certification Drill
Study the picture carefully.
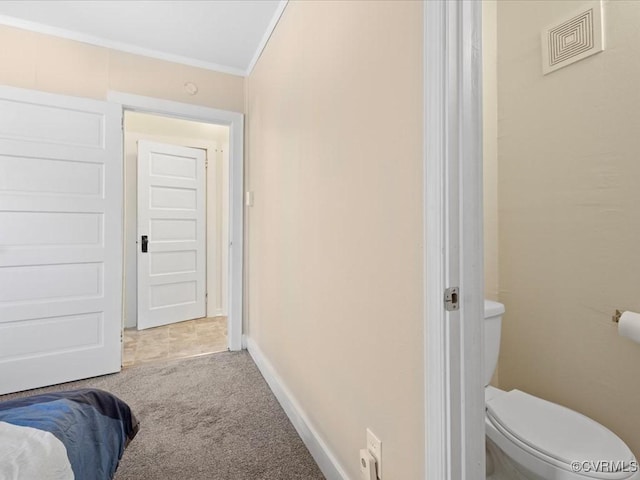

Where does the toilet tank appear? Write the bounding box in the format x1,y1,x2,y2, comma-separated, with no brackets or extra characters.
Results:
484,300,505,387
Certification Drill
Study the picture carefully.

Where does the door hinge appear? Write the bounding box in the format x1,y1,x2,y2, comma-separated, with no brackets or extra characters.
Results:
444,287,459,311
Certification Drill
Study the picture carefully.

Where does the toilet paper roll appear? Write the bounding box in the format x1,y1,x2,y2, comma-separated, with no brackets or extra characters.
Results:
618,311,640,345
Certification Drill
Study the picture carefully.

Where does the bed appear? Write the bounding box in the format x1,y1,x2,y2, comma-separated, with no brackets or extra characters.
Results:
0,388,139,480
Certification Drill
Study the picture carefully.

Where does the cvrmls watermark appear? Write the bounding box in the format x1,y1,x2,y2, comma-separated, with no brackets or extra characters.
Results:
571,460,639,473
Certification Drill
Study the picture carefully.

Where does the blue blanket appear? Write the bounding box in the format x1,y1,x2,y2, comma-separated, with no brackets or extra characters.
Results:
0,389,139,480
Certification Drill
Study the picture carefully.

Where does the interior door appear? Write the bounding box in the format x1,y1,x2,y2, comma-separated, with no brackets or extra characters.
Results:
0,86,123,395
137,141,206,330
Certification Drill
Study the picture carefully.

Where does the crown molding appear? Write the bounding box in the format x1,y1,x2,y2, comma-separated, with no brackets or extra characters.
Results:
0,14,247,77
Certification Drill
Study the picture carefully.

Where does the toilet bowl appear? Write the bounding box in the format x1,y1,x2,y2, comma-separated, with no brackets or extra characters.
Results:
484,300,639,480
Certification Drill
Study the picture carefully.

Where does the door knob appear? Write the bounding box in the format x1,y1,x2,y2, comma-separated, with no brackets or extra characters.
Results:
141,235,148,253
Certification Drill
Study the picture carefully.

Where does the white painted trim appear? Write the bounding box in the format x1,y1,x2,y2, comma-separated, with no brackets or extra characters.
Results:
205,141,220,318
0,14,246,77
423,1,484,479
246,338,350,480
108,91,244,351
245,0,288,76
220,143,230,317
458,2,486,475
424,1,449,477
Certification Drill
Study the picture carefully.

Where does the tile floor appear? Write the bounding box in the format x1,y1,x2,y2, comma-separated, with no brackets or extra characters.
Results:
122,316,227,367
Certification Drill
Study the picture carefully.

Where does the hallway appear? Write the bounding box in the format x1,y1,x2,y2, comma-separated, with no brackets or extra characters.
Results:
123,317,227,367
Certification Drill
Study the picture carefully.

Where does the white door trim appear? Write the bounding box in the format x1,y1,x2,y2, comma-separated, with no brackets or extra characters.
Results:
107,91,244,351
424,1,484,479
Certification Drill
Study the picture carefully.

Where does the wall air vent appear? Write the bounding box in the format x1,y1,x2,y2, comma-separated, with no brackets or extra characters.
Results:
541,1,604,75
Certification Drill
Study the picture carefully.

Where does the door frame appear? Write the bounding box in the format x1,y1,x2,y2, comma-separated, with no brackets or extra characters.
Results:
423,1,484,479
108,91,244,351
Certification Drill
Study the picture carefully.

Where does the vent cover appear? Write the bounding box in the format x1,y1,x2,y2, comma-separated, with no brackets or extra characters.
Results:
541,1,604,75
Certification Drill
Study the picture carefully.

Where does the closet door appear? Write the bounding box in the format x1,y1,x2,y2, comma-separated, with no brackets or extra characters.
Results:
0,86,123,394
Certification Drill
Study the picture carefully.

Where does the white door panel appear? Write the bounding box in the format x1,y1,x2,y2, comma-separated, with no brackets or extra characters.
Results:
0,97,106,147
0,86,122,395
137,141,206,329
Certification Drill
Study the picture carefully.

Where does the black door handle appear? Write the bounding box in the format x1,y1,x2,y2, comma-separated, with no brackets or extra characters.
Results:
141,235,148,253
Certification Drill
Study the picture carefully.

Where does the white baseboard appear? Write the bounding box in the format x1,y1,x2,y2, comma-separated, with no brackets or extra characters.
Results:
246,337,351,480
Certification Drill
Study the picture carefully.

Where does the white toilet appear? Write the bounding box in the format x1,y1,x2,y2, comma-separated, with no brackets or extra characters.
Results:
484,300,640,480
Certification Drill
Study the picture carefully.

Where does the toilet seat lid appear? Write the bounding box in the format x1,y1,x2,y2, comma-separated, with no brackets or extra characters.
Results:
487,390,634,468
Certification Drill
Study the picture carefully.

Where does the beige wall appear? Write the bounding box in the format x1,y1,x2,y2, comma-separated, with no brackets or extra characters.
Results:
0,25,244,112
246,1,424,479
497,0,640,457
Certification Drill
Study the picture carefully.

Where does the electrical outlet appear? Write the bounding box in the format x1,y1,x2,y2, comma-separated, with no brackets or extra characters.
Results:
366,429,382,479
359,449,377,480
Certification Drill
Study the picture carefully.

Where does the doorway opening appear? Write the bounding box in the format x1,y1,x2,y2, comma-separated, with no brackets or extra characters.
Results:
122,111,230,366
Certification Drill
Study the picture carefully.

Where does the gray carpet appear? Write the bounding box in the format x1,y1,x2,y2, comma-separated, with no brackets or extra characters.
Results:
1,351,326,480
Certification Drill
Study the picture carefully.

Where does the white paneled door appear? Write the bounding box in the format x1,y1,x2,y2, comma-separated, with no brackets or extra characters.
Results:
0,86,123,395
137,141,206,330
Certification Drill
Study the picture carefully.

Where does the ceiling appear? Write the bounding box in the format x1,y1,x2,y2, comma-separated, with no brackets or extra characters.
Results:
0,0,287,76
